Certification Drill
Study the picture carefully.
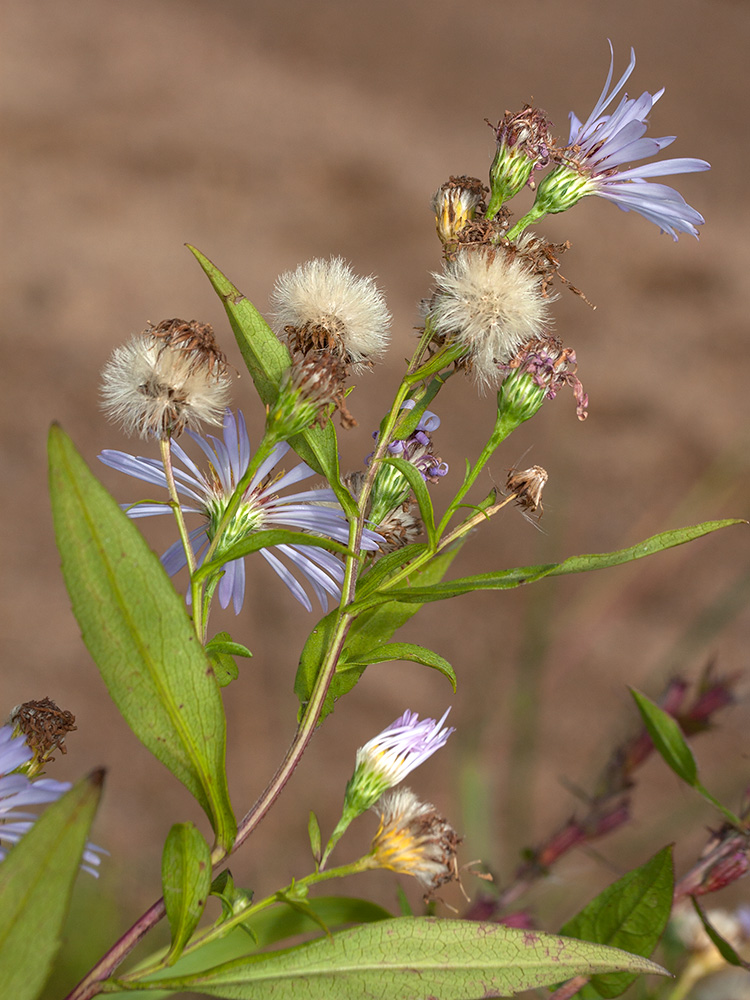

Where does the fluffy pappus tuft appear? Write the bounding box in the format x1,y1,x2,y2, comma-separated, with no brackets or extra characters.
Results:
270,257,391,373
428,244,553,389
100,322,231,439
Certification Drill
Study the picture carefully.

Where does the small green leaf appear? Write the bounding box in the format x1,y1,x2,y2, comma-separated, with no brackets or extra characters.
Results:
630,690,698,786
147,917,668,999
210,871,254,931
162,823,213,965
205,633,252,688
631,690,744,826
0,771,103,1000
294,544,463,721
48,426,236,849
186,245,343,488
308,812,322,862
344,641,456,690
205,635,253,659
354,542,429,598
561,847,674,998
691,897,750,969
194,531,352,586
380,456,437,546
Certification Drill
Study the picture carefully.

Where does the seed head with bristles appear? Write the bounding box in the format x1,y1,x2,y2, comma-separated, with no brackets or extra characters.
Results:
428,244,553,389
100,320,231,439
270,257,391,373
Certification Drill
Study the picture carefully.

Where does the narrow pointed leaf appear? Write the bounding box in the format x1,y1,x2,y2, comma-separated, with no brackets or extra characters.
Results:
561,847,674,998
294,544,463,720
186,245,342,488
0,771,103,1000
344,641,456,690
360,520,744,609
691,897,750,969
193,530,351,585
308,812,321,861
379,456,437,545
630,690,743,825
146,917,668,999
48,425,235,849
630,690,698,786
162,823,213,965
205,636,253,660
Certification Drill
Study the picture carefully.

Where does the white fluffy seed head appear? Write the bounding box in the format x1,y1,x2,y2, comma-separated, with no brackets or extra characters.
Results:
270,257,391,373
100,331,231,439
428,245,553,389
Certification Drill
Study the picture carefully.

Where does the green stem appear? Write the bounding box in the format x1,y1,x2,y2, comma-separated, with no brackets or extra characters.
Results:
438,408,520,535
115,859,372,986
159,438,202,639
505,203,548,241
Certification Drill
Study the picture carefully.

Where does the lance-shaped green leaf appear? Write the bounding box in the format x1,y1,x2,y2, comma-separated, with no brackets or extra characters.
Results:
691,897,750,969
187,245,343,490
356,520,745,610
294,545,463,721
163,823,213,965
48,426,236,849
630,689,742,827
0,770,103,1000
193,530,352,587
144,917,668,999
343,641,456,690
308,812,322,862
630,690,698,785
561,846,674,999
379,456,437,546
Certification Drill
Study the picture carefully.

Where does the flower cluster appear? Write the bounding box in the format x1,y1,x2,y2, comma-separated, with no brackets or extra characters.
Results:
100,409,381,614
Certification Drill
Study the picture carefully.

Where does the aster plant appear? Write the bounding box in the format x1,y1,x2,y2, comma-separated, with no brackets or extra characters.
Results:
10,41,748,1000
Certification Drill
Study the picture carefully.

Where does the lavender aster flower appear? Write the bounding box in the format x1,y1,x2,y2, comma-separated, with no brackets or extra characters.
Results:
0,726,103,876
521,44,710,240
353,709,454,792
321,708,454,866
100,409,381,614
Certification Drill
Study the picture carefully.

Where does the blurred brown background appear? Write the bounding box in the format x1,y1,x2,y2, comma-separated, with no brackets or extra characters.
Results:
3,0,750,986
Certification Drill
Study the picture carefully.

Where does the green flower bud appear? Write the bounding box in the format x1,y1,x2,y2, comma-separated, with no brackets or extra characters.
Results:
486,106,553,219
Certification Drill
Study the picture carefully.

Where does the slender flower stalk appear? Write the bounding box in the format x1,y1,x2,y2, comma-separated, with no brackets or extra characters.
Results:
321,709,453,866
100,409,381,615
509,45,710,240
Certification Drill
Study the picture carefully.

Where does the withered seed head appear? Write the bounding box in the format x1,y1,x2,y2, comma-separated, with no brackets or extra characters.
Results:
10,698,77,766
101,319,232,438
506,465,549,516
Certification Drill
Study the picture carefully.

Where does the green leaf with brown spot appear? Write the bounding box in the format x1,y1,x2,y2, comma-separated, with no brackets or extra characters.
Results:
141,917,668,999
